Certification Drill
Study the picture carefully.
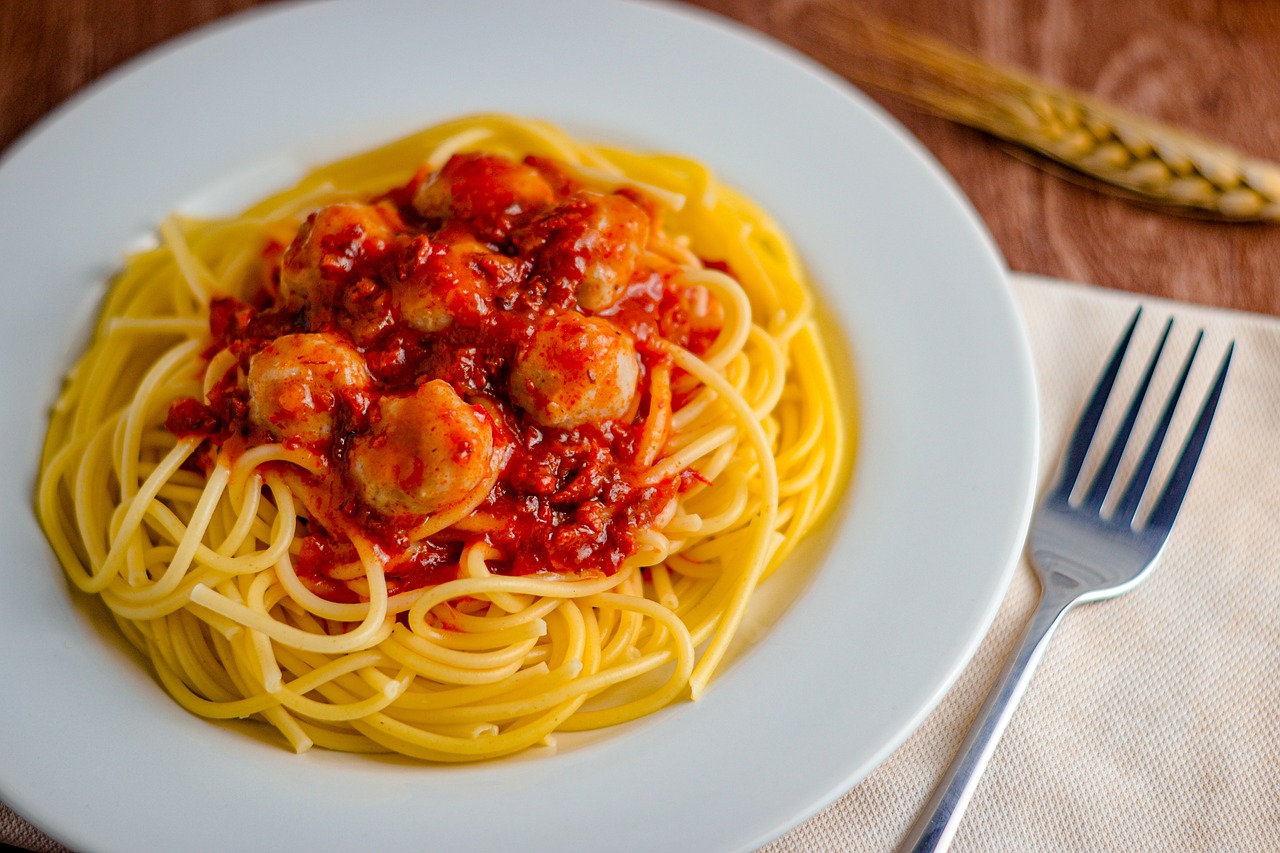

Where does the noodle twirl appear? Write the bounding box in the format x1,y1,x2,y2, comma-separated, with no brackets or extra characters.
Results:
37,115,848,761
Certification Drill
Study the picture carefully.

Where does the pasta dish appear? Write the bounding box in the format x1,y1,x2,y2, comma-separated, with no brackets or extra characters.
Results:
37,114,849,761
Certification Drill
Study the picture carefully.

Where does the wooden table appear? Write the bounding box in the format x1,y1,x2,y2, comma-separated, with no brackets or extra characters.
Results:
0,2,1272,851
4,0,1278,317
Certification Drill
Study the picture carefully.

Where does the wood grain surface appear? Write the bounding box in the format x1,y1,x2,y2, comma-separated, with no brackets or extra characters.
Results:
1,3,1271,851
4,0,1278,315
688,0,1280,315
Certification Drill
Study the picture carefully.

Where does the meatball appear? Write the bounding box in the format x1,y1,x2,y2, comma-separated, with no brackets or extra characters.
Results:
509,312,639,429
247,333,372,445
393,235,524,334
348,380,495,517
514,191,650,313
280,202,395,311
413,153,555,242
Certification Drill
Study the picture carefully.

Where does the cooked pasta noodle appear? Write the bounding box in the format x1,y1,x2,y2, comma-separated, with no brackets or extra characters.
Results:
37,114,850,761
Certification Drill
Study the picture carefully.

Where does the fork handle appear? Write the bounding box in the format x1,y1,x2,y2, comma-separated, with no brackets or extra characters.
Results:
896,577,1079,853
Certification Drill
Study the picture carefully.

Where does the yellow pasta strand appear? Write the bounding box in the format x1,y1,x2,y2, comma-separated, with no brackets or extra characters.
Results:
35,114,850,761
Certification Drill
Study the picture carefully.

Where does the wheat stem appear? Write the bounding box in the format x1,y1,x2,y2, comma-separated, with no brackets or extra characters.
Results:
850,17,1280,222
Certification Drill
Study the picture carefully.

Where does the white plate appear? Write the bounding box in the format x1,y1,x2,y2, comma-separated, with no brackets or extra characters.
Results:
0,2,1038,851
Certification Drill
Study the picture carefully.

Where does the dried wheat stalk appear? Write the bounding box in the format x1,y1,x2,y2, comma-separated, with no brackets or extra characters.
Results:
850,18,1280,222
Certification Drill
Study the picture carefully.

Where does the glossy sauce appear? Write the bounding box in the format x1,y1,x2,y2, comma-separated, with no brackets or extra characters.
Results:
167,152,724,600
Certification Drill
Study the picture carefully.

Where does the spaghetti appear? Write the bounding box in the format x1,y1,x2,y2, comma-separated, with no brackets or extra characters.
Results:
37,115,849,761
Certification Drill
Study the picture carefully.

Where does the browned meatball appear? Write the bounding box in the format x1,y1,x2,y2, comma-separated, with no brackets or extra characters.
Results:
280,202,395,312
515,191,650,312
347,380,495,517
413,153,555,242
247,333,372,445
509,312,639,429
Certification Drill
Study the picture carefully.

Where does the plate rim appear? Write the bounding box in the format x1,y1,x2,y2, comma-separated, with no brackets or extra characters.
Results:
0,2,1039,851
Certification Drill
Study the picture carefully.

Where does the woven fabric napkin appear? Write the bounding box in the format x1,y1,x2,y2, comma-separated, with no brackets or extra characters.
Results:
766,272,1280,852
4,273,1278,852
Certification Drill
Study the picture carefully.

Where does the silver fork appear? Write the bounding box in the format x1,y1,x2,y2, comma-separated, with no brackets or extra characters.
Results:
898,308,1234,853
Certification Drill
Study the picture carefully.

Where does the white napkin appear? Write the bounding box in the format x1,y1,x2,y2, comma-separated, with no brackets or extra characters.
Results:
765,273,1280,851
6,273,1278,852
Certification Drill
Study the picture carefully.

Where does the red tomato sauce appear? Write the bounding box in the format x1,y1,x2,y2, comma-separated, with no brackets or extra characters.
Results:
166,152,726,599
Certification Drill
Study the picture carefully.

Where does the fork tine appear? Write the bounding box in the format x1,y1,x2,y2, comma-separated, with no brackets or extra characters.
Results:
1141,340,1234,532
1112,329,1202,523
1053,308,1142,498
1081,317,1173,509
1116,327,1203,522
